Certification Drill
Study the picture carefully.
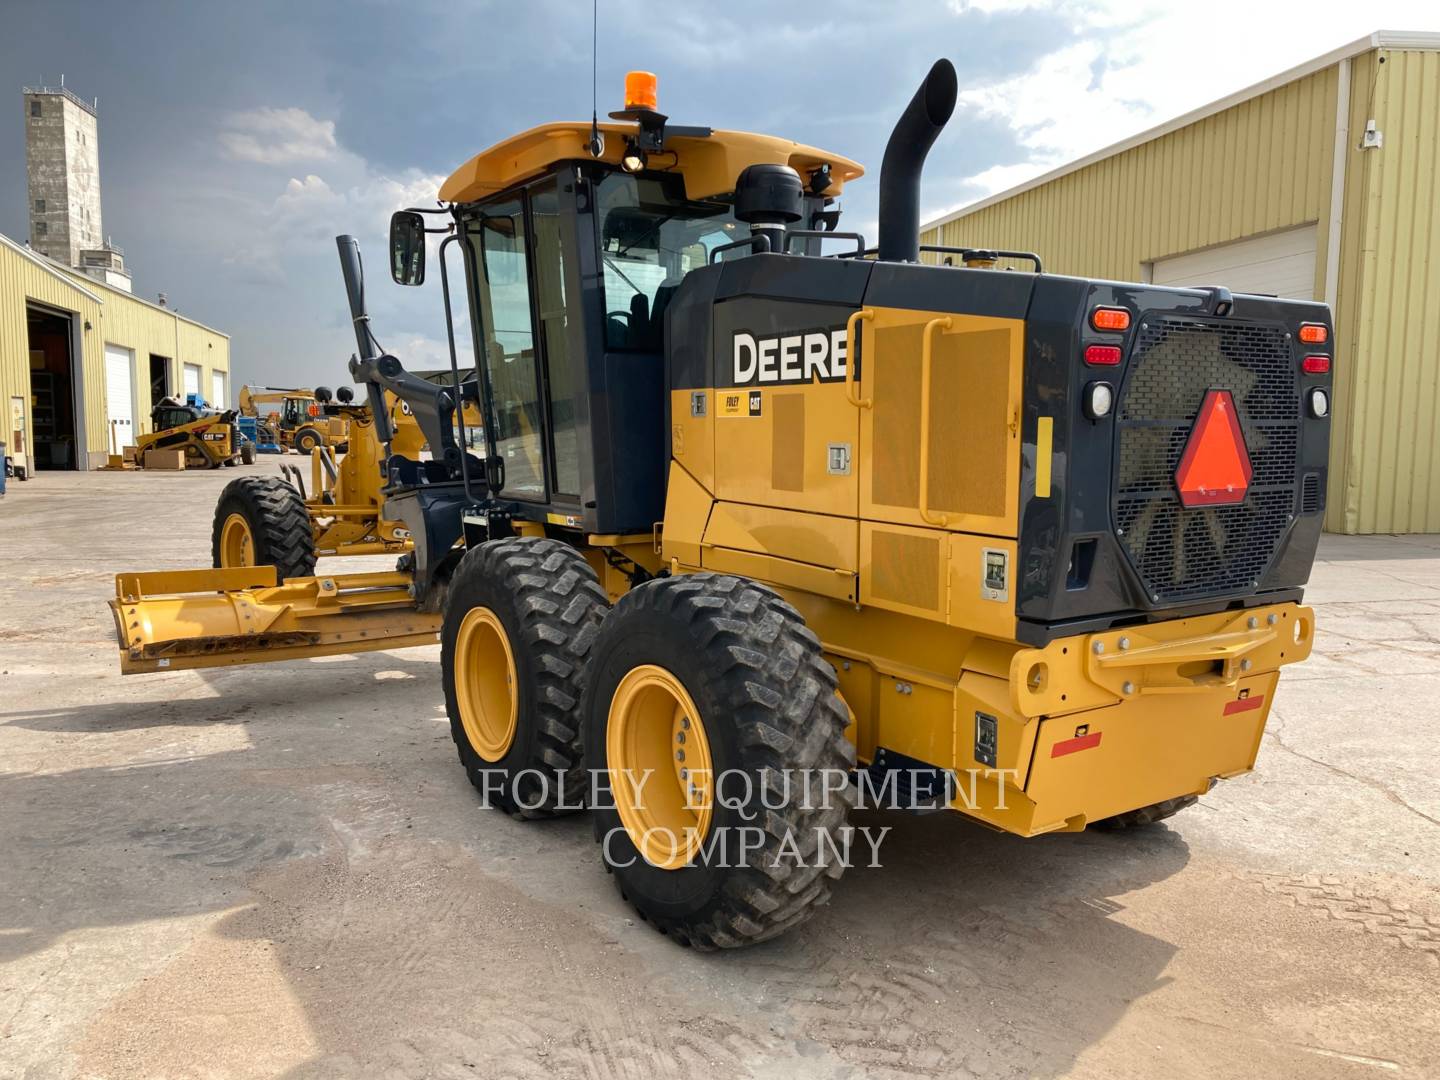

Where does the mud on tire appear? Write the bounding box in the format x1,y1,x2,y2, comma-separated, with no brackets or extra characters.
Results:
441,537,609,818
584,573,857,949
211,475,316,581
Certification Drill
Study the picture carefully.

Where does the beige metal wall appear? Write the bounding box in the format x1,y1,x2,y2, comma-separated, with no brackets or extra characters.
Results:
923,66,1338,294
0,238,230,468
1334,49,1440,533
923,49,1440,534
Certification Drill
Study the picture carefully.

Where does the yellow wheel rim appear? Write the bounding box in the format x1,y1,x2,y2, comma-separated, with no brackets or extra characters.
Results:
454,607,518,761
219,513,255,567
607,664,714,870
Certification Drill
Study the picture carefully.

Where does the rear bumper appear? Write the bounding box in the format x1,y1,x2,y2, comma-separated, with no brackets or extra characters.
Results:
949,602,1313,834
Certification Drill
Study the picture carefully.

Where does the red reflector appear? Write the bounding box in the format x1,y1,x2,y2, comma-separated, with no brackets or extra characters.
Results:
1298,323,1328,344
1091,307,1131,332
1223,694,1265,716
1085,345,1123,366
1051,731,1102,758
1302,355,1331,375
1174,389,1252,508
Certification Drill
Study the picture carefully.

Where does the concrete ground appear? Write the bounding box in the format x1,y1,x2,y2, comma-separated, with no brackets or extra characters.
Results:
1,458,1437,1080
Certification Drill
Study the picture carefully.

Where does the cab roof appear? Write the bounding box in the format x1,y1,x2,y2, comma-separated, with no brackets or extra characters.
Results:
438,122,864,204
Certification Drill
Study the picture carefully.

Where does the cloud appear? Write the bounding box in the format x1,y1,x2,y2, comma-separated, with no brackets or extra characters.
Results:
219,107,338,164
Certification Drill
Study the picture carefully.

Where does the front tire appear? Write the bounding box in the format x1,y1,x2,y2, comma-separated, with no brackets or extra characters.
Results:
584,573,856,949
293,427,323,455
211,476,316,581
441,537,609,818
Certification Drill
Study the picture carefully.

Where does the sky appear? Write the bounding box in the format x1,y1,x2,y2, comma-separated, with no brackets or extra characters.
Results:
3,0,1438,390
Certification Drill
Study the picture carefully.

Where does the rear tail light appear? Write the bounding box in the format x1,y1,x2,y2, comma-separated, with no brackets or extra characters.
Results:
1091,307,1131,332
1298,323,1328,344
1308,388,1330,418
1302,355,1330,375
1085,344,1123,366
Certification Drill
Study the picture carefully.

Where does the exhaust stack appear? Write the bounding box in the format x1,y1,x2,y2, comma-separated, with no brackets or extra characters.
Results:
877,59,958,263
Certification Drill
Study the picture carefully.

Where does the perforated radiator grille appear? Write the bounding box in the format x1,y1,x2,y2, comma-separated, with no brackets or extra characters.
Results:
1113,316,1299,603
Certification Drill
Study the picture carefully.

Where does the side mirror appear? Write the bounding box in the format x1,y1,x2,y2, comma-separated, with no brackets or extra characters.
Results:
389,211,426,286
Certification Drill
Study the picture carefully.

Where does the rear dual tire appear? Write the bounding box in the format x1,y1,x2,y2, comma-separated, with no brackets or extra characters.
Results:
584,574,856,949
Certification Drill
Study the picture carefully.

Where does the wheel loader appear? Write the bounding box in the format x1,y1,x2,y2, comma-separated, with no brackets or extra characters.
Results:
237,384,350,455
109,61,1331,949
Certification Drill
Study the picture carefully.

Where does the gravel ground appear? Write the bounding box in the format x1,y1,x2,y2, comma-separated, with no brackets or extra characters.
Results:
1,459,1437,1080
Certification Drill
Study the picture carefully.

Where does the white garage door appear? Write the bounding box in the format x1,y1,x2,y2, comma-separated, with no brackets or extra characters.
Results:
183,362,202,401
1151,225,1316,300
104,344,135,453
211,370,227,409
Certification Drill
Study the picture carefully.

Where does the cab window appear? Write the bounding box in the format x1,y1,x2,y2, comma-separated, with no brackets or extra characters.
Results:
595,173,735,352
465,196,546,499
530,179,580,496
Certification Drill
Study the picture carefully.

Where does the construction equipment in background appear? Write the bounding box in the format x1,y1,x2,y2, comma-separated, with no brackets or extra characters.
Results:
235,416,282,455
237,384,350,455
109,62,1332,949
134,395,246,469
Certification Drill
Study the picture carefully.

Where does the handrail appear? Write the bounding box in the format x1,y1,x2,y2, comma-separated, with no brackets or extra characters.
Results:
919,317,953,526
844,308,875,408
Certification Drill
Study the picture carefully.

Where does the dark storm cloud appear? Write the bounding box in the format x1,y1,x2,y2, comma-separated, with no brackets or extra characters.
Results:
1,0,1110,386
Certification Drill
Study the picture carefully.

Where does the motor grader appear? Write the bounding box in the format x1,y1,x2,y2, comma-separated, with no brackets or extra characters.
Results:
212,379,484,580
110,62,1330,949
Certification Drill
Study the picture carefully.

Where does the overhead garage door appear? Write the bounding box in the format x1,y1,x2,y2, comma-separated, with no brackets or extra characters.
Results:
1151,224,1316,300
104,344,135,453
183,362,201,401
211,370,227,410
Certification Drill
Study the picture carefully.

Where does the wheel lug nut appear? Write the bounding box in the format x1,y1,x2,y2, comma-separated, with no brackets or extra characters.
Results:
676,750,685,762
681,717,690,730
676,731,686,744
680,768,688,780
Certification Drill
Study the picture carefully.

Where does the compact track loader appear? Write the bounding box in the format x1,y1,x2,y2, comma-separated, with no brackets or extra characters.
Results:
136,397,245,469
111,62,1331,948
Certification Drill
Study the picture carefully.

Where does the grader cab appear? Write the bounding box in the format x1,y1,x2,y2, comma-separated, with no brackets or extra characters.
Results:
111,60,1331,948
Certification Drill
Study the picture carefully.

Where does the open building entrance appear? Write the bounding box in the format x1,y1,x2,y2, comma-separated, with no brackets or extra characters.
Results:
149,355,171,419
26,304,80,471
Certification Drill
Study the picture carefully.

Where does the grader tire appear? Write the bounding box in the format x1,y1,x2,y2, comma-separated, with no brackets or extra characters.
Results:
584,573,856,950
293,427,323,455
441,537,609,818
1094,794,1199,830
211,476,316,581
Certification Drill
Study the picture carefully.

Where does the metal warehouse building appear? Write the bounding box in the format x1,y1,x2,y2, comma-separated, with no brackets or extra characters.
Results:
922,30,1440,534
0,231,230,472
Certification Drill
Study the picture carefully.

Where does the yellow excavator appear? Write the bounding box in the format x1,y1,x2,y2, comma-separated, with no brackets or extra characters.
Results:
109,64,1331,948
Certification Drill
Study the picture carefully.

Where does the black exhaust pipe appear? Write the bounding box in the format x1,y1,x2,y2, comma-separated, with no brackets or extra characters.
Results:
877,59,958,263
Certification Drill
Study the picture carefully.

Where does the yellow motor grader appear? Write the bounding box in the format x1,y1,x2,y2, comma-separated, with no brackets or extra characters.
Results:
109,63,1330,948
211,379,484,579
